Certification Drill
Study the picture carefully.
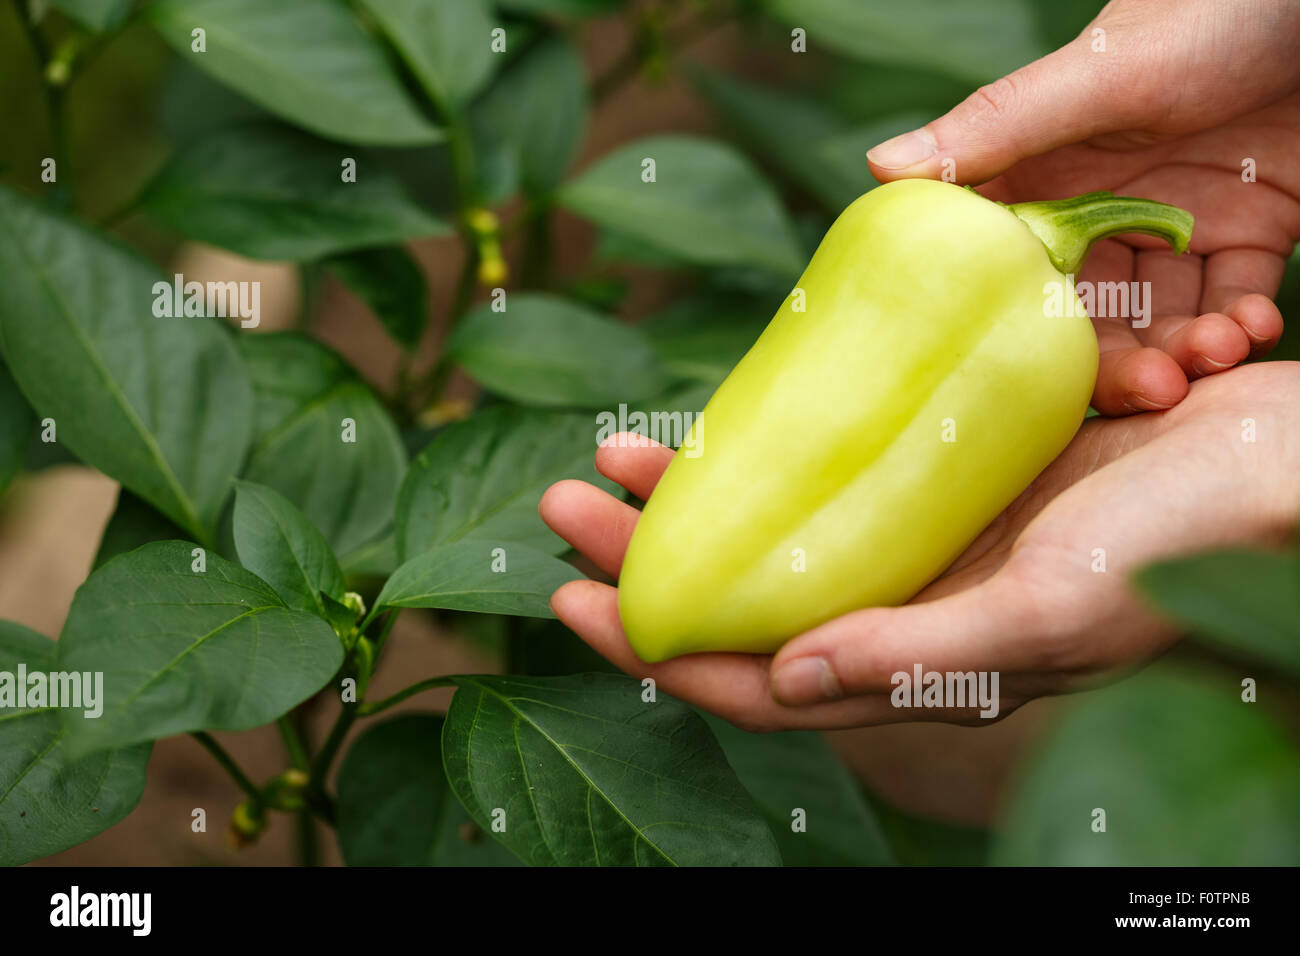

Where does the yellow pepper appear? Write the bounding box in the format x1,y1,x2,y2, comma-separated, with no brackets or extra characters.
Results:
618,180,1193,662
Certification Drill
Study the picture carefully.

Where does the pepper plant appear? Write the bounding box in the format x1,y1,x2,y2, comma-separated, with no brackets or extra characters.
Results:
1,0,1298,867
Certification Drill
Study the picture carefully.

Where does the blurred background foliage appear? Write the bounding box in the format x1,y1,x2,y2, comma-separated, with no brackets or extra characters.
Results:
1,0,1297,867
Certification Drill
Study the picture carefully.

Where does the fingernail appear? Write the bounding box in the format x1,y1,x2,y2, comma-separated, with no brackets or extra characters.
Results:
866,128,937,170
771,657,842,705
1192,355,1233,375
1122,391,1171,412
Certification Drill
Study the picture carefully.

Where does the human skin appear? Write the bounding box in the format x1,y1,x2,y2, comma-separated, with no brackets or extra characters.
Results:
540,361,1300,730
866,0,1300,415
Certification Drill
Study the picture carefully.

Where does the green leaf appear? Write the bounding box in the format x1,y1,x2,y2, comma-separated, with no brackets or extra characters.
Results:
0,621,150,867
701,713,895,866
506,618,619,676
47,0,131,30
322,246,429,350
471,35,586,201
813,116,933,196
0,360,34,497
761,0,1048,85
147,0,442,146
1135,549,1300,679
497,0,623,14
237,333,407,557
447,293,672,407
639,295,767,386
232,480,346,617
0,186,252,542
358,0,498,110
442,673,783,866
867,796,991,866
992,666,1300,865
141,123,449,261
339,530,398,578
336,714,520,866
94,490,186,570
558,135,804,276
374,540,582,618
57,541,344,755
396,404,620,561
823,61,971,124
689,67,862,211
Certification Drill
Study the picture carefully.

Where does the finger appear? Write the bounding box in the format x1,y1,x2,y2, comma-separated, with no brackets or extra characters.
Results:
549,580,1010,730
1132,246,1203,347
866,40,1141,184
1223,293,1284,358
1157,312,1251,378
769,569,1068,705
595,433,675,501
1091,346,1189,415
538,480,639,578
1200,248,1287,317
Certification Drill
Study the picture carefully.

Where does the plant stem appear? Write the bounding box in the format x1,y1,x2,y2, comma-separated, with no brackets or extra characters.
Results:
1007,191,1195,275
357,676,457,717
277,715,309,770
192,732,261,801
307,702,357,800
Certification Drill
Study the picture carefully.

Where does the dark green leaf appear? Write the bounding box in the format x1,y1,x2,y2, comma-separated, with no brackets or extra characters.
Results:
506,618,618,676
396,404,620,561
47,0,131,31
1135,549,1300,679
702,713,894,866
94,489,186,570
0,186,252,542
337,714,520,866
0,360,34,496
358,0,498,110
822,61,971,124
447,293,672,407
639,295,767,386
442,673,783,865
237,333,407,557
322,246,429,350
558,135,804,276
497,0,623,14
761,0,1048,85
689,67,865,211
813,116,933,199
147,0,441,145
232,480,346,616
142,123,448,261
375,540,582,617
57,541,344,755
992,666,1300,865
0,621,150,867
867,796,991,866
471,35,586,201
339,530,398,578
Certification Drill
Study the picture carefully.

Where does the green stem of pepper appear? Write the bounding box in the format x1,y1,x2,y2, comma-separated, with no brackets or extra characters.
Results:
1007,191,1194,275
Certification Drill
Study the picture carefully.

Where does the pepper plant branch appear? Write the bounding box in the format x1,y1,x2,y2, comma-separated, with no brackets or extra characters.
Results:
191,732,262,802
356,676,457,717
277,715,309,771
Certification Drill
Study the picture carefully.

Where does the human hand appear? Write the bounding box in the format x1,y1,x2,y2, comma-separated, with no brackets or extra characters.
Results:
540,361,1300,731
866,0,1300,415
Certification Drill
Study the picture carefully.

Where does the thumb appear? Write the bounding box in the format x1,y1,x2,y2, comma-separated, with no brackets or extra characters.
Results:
866,39,1137,185
769,571,1057,705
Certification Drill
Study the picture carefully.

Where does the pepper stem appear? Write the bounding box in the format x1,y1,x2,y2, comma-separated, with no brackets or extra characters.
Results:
1007,191,1194,275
